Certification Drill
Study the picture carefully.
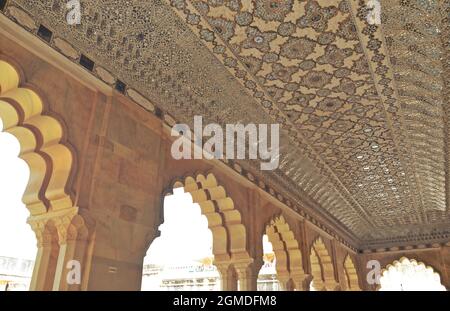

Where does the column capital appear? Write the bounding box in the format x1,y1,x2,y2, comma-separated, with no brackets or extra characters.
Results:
232,257,254,271
28,207,91,245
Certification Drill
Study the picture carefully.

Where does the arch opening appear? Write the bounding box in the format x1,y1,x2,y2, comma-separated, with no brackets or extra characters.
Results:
0,58,79,291
142,173,252,291
310,237,336,291
141,187,221,290
0,118,37,290
379,257,446,291
261,215,306,291
257,234,280,291
0,59,74,216
343,255,360,291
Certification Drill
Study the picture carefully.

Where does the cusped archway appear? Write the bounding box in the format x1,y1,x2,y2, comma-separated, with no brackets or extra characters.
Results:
171,173,253,290
379,257,446,291
0,58,87,291
310,237,337,291
343,255,361,291
264,215,307,290
0,59,74,215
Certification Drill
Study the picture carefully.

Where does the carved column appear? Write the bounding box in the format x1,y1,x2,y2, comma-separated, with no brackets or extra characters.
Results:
216,263,238,291
28,219,59,291
52,213,90,291
276,271,292,291
28,208,93,291
234,259,260,291
291,273,312,291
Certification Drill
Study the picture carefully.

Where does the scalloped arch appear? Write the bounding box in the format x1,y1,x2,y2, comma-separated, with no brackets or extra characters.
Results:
343,254,361,291
264,215,306,290
170,172,251,264
380,257,446,291
0,59,74,216
310,236,337,291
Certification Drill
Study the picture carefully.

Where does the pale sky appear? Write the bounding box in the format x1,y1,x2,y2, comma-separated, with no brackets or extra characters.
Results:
379,258,446,291
144,186,275,267
0,119,38,260
144,188,214,265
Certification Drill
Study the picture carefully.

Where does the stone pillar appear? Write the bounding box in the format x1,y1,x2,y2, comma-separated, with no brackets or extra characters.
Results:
28,218,60,291
51,213,91,291
277,271,293,291
234,260,260,291
29,241,58,291
28,209,92,291
85,224,155,291
291,273,312,291
216,263,238,291
52,236,89,290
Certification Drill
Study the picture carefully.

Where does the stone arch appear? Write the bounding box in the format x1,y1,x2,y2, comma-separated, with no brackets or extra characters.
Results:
264,215,307,290
310,237,337,291
170,172,253,290
343,254,361,291
309,246,324,290
379,257,447,291
0,58,87,291
0,59,74,215
27,210,91,291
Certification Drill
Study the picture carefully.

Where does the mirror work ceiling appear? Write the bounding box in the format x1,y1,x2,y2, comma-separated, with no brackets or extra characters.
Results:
8,0,450,249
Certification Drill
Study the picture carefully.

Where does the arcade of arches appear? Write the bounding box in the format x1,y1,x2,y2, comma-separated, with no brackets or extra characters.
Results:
0,1,449,291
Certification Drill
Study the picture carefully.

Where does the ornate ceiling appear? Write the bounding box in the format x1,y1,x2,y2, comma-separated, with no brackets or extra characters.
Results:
5,0,450,249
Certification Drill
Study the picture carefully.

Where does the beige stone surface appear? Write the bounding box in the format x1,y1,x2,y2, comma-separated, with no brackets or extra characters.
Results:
127,88,155,112
7,6,37,31
95,66,115,85
54,38,78,60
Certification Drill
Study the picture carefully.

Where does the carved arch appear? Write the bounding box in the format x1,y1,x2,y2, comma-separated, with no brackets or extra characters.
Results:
0,59,74,215
27,210,91,291
0,58,89,291
170,172,251,264
264,215,307,290
343,254,361,291
310,236,337,291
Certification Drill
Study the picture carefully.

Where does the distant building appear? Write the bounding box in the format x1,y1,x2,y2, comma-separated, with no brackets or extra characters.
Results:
141,255,279,291
141,263,221,291
0,256,34,291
